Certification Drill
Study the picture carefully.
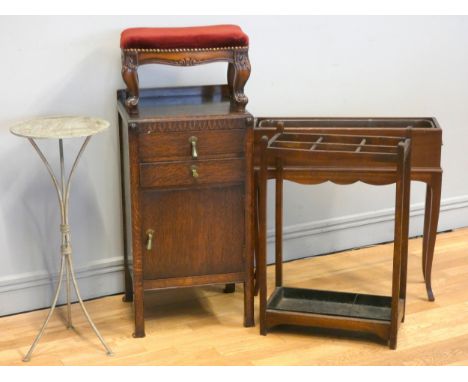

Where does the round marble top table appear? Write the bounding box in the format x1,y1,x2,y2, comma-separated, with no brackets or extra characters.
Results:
10,116,113,361
10,116,109,139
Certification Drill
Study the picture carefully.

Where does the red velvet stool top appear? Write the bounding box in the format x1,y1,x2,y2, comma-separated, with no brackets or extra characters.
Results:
120,24,249,50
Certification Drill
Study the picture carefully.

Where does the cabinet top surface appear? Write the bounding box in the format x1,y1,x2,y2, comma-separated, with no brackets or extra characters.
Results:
117,85,250,121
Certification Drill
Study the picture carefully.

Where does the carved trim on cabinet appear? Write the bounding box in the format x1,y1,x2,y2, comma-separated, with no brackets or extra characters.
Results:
138,118,247,133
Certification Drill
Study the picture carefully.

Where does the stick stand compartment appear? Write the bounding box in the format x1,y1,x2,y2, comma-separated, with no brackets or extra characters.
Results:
268,287,392,321
257,126,412,349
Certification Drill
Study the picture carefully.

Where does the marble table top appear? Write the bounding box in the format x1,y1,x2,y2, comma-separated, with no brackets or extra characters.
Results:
10,116,109,139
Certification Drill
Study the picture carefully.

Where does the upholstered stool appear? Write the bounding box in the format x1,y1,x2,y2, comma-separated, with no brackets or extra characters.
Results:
120,25,251,112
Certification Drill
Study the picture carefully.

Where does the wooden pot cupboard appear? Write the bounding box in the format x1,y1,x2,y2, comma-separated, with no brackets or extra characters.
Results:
118,85,255,337
118,84,442,339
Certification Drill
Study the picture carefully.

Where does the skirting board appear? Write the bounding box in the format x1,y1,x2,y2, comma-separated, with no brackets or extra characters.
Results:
1,195,467,316
270,195,468,263
0,258,124,317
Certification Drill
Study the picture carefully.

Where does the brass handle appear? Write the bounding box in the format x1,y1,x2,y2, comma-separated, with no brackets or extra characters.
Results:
189,136,198,159
191,165,199,178
146,229,154,251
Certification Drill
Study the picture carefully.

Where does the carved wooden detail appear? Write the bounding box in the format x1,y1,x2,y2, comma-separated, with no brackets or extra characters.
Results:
176,58,202,66
121,50,139,108
121,47,250,113
135,118,247,133
282,173,405,186
229,50,250,111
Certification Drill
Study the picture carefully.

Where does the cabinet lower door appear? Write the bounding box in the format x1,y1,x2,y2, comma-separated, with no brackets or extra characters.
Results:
141,184,245,280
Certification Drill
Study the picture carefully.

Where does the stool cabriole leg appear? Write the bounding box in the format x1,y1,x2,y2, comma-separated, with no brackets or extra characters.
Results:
22,137,113,361
121,50,140,111
229,50,250,112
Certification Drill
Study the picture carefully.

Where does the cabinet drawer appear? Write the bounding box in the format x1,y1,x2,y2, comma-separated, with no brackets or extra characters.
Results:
138,129,245,162
140,158,245,188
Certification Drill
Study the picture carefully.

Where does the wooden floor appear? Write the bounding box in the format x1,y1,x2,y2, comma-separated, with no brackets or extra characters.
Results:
1,228,467,366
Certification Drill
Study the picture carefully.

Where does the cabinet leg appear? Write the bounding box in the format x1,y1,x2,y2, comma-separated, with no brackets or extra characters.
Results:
122,265,134,302
133,287,145,338
243,280,255,327
388,336,397,350
223,283,236,293
422,173,442,302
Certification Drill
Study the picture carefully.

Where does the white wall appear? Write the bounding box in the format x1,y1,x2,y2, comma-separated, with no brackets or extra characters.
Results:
1,16,467,315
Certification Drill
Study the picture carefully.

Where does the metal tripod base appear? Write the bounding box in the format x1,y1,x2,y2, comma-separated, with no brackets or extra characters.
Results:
23,137,113,362
23,252,113,362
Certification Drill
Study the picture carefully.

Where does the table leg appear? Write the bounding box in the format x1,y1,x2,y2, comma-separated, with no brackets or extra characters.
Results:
60,140,73,330
66,264,73,329
422,173,442,301
66,254,113,355
422,183,431,281
23,137,113,361
23,256,66,362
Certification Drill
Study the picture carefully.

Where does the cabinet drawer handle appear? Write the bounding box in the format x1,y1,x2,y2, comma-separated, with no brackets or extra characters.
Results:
146,229,154,251
191,165,199,178
189,136,198,159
